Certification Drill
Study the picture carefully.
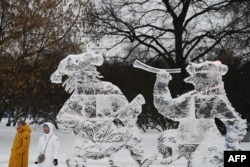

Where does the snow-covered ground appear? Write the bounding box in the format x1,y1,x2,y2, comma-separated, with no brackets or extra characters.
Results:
0,119,249,167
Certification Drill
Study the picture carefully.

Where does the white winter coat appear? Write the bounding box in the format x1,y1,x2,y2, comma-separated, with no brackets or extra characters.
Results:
37,122,60,167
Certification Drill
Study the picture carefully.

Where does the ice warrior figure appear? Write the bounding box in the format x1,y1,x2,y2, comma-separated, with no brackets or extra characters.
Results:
133,60,247,167
50,52,156,167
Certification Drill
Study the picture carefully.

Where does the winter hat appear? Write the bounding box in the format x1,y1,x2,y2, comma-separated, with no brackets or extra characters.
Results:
17,120,26,125
43,123,49,128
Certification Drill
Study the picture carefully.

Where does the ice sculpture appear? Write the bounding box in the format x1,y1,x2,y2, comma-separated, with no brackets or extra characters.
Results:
50,52,156,167
133,60,247,167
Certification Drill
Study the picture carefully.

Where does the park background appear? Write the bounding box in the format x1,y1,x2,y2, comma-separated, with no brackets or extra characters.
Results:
1,1,250,166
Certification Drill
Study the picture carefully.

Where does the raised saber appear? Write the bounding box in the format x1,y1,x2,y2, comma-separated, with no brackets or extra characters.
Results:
133,60,181,73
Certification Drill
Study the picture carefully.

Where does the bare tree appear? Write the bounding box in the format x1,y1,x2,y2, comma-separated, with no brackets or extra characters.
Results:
83,0,250,77
219,1,250,64
0,0,86,123
0,0,86,60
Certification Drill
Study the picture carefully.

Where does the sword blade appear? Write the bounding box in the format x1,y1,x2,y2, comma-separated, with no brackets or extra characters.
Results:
133,60,181,73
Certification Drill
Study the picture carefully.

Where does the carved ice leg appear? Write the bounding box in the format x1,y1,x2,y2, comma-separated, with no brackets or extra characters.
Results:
108,155,119,167
127,144,144,166
140,154,158,167
66,136,88,167
157,131,182,165
125,127,144,166
66,156,87,167
126,126,157,167
127,143,157,167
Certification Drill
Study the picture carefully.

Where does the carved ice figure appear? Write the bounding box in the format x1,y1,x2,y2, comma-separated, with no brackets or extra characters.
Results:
190,118,227,167
51,52,156,167
133,60,247,167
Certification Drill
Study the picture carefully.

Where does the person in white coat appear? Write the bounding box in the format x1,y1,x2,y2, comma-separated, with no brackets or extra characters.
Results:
35,122,60,167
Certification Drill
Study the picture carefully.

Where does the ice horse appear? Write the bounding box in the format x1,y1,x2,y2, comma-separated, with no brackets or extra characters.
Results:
133,60,247,167
50,52,156,167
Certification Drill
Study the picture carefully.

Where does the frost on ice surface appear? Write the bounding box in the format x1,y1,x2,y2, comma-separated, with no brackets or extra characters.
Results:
50,52,156,167
134,60,247,167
